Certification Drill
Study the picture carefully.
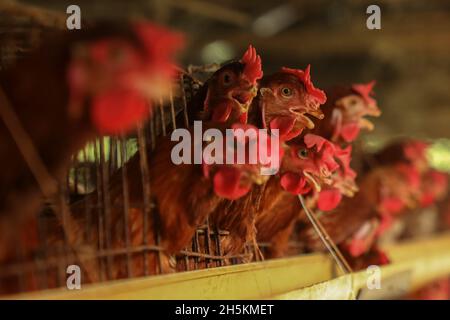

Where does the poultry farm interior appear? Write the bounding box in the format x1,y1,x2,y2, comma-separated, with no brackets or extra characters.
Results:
0,0,450,300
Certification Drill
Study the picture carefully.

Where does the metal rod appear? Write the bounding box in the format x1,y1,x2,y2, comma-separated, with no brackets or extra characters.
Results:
179,74,190,128
36,208,49,290
183,246,190,271
137,124,151,276
204,218,212,268
159,97,167,136
100,138,113,280
298,195,353,274
57,183,70,287
153,211,164,275
150,112,156,151
120,137,133,278
169,86,177,131
193,229,200,269
0,85,58,198
214,226,224,267
82,147,91,242
94,140,105,281
73,156,79,196
0,243,255,278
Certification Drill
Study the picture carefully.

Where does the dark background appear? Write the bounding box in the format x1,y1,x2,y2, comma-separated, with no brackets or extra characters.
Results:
1,0,449,169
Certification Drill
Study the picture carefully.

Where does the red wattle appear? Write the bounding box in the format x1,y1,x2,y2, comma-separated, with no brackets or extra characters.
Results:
213,166,250,200
317,188,342,211
280,172,311,195
346,238,368,257
211,103,232,122
340,122,360,142
374,248,390,265
239,112,248,124
269,116,297,140
376,212,394,236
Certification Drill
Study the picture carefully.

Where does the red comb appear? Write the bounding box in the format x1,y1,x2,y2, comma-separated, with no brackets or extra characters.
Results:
281,65,327,104
334,145,356,178
304,133,329,151
70,22,184,135
352,81,376,105
240,45,263,85
304,133,335,154
304,134,339,172
133,22,184,77
91,88,149,134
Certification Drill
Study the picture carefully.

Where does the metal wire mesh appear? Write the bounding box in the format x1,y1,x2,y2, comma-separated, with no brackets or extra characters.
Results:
0,16,309,296
0,61,271,295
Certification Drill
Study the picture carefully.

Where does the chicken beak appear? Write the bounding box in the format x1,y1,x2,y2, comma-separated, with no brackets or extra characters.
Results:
304,171,321,192
366,103,382,117
288,109,315,129
341,180,359,197
309,109,325,120
300,114,316,129
359,118,375,131
342,189,355,197
320,167,331,180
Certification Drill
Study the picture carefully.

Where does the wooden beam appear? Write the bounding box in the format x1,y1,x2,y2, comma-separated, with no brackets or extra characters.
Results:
0,0,66,29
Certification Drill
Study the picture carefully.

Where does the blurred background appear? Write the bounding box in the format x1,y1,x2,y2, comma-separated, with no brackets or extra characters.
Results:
1,0,449,170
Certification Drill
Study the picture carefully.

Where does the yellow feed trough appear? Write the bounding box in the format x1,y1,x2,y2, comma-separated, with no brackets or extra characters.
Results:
5,232,450,300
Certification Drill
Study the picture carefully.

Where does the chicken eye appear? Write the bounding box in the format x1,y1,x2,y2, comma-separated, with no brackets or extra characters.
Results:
221,71,234,86
281,87,293,97
297,148,309,159
349,98,358,106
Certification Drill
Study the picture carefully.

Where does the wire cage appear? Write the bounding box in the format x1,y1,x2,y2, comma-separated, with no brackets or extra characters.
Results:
0,11,326,297
0,51,276,295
